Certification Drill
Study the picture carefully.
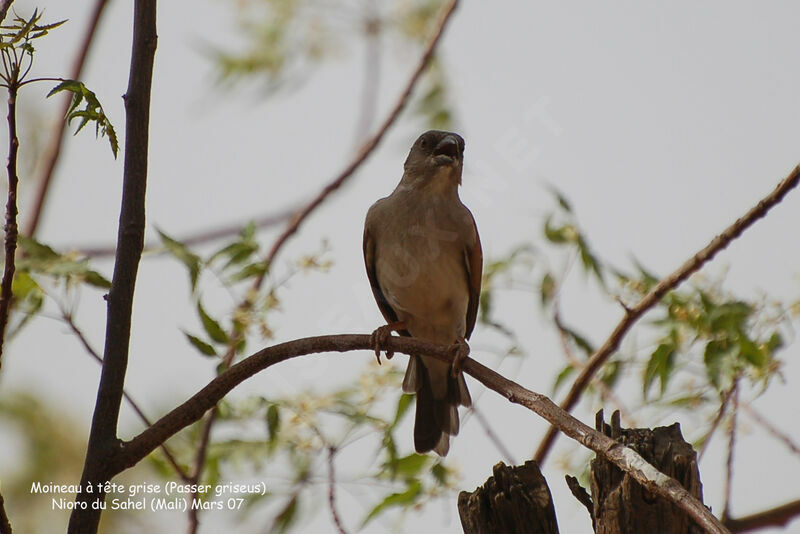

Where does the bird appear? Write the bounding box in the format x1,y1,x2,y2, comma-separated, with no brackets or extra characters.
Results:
363,130,482,456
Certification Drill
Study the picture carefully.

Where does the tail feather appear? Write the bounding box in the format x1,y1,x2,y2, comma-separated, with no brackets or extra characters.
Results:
409,355,471,456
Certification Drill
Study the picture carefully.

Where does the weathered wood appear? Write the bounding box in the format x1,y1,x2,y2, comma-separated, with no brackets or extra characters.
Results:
589,410,706,534
458,460,559,534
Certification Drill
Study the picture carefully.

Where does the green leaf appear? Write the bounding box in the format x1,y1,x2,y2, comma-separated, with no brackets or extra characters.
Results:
17,236,59,260
157,229,201,291
270,495,298,534
388,454,429,478
543,217,576,244
266,403,280,447
547,185,573,212
184,332,217,357
197,301,228,344
704,339,731,389
391,394,414,428
47,79,118,158
540,272,556,307
643,342,675,398
738,334,766,368
84,270,112,289
552,364,575,395
362,480,422,527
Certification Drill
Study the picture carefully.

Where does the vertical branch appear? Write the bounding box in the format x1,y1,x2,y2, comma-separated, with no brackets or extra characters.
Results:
0,81,19,367
24,0,109,237
67,0,157,532
722,382,739,521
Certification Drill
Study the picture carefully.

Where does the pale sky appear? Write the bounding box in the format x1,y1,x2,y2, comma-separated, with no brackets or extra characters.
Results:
2,1,800,533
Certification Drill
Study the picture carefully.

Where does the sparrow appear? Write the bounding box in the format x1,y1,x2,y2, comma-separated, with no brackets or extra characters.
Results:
363,130,482,456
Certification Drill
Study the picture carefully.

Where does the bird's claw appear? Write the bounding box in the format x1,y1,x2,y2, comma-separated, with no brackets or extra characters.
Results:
449,337,470,377
370,325,396,364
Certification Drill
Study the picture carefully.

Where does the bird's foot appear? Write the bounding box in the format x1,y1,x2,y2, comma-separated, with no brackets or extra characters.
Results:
449,337,470,377
370,322,404,364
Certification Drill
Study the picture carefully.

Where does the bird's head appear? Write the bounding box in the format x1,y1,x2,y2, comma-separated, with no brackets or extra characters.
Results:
403,130,465,187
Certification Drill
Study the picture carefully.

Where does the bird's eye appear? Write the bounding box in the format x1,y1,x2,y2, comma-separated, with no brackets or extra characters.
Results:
420,138,428,148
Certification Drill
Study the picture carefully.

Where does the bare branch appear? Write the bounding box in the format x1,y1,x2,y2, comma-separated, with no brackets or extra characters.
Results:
115,334,728,534
327,447,349,534
470,405,516,464
722,382,739,521
24,0,110,237
741,403,800,458
534,163,800,463
68,0,157,532
0,74,20,368
725,498,800,533
0,0,14,25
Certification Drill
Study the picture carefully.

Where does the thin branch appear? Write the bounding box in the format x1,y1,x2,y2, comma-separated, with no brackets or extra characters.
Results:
0,0,14,25
327,446,349,534
24,0,109,237
262,0,459,270
61,310,191,482
699,385,737,460
183,2,460,528
534,163,800,464
0,79,19,368
725,498,800,533
741,403,800,457
114,334,728,534
722,382,738,521
470,404,516,464
68,1,157,532
72,206,295,258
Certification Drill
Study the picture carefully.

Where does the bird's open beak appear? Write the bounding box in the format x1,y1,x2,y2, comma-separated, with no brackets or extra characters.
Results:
433,135,460,164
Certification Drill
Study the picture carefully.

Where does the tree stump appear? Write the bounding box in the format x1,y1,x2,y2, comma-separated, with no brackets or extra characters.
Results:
458,460,559,534
588,410,706,534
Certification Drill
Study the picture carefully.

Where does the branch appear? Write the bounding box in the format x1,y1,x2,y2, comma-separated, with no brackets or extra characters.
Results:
0,77,20,369
741,403,800,457
534,163,800,463
262,0,459,269
327,447,349,534
725,498,800,533
113,334,728,534
24,0,109,237
68,1,157,532
0,491,11,534
0,0,14,25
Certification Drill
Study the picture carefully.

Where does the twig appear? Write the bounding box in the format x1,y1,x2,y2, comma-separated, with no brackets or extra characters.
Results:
741,403,800,457
114,334,729,534
61,310,190,482
71,206,295,258
470,404,516,464
534,164,800,464
699,385,738,460
352,3,381,143
262,0,459,270
722,382,738,521
0,78,20,368
183,2,460,529
327,446,349,534
724,498,800,533
24,0,109,237
0,0,14,25
68,1,157,532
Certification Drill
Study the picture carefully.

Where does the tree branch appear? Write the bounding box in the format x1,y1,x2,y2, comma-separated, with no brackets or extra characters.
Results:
68,1,157,532
327,446,349,534
534,163,800,463
0,73,20,369
24,0,109,237
0,0,14,26
725,498,800,533
112,334,728,534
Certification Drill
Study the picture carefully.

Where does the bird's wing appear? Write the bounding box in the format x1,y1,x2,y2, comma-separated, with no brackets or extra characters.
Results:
363,226,411,337
464,214,483,340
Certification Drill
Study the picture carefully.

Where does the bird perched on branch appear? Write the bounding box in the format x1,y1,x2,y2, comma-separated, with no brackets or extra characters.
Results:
363,130,482,456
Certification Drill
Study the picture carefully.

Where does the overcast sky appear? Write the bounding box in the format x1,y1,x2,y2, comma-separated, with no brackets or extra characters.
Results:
2,1,800,533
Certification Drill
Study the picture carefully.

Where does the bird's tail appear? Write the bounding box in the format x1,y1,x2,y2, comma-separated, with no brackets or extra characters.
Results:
403,355,471,456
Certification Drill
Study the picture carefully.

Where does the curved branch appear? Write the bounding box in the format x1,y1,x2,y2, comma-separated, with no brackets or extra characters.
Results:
116,334,728,534
534,163,800,463
261,0,459,269
725,498,800,533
